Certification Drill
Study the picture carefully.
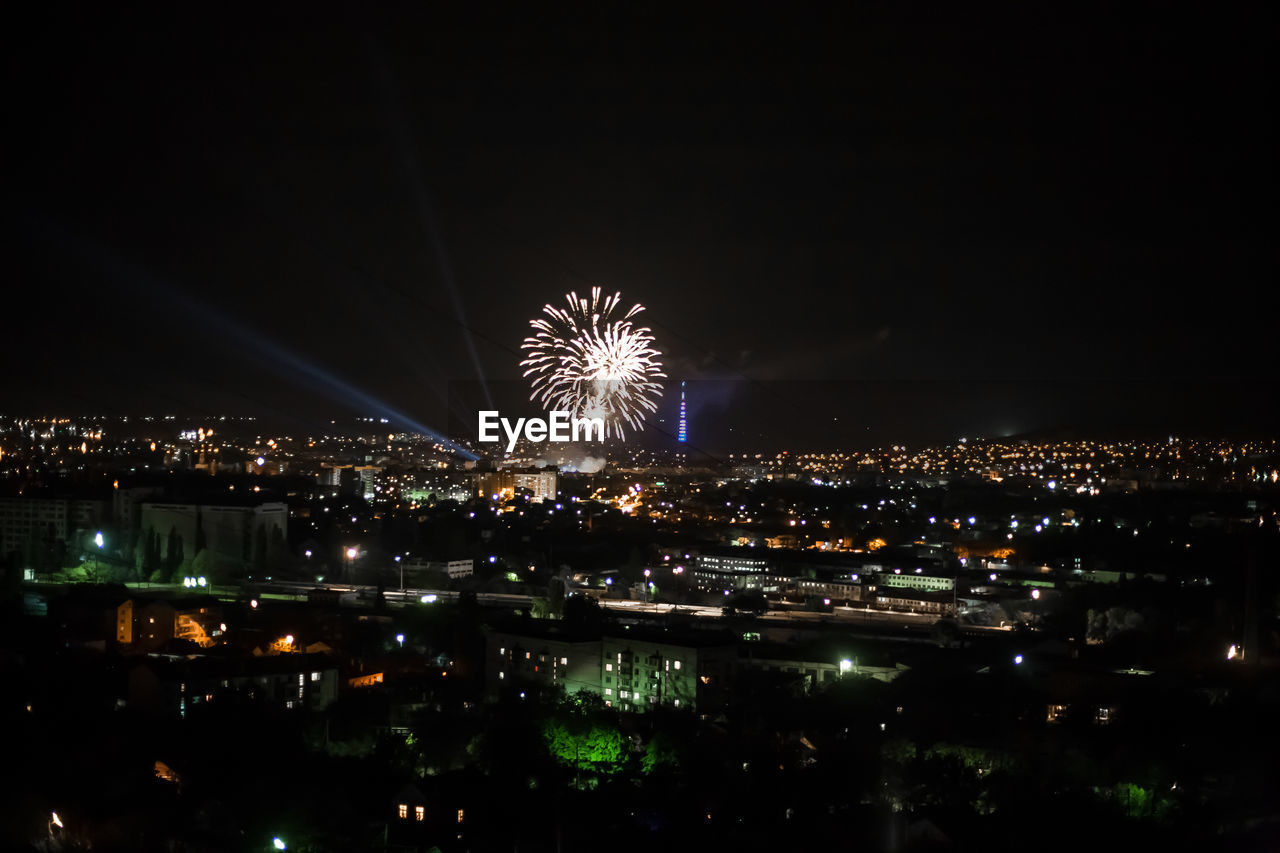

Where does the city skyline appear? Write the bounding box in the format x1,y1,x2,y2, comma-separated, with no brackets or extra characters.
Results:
7,6,1274,446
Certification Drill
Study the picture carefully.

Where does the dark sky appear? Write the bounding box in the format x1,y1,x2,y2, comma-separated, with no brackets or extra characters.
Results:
6,4,1275,449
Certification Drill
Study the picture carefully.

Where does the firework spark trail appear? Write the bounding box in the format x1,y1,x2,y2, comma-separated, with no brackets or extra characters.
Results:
521,288,666,439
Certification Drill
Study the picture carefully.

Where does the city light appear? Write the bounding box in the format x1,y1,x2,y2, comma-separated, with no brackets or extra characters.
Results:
1014,654,1024,665
94,531,104,548
346,547,358,560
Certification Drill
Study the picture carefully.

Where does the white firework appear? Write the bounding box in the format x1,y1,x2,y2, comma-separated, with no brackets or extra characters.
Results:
521,287,666,439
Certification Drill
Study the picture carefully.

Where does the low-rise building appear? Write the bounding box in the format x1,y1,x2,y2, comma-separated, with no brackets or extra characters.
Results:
127,652,340,716
872,588,956,616
485,625,738,714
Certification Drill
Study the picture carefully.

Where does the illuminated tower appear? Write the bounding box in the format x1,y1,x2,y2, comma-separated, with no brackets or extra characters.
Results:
677,381,687,442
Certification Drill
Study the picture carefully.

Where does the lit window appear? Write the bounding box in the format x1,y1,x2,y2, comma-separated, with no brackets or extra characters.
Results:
674,699,680,707
560,657,568,665
499,647,505,655
398,804,408,819
415,806,425,822
298,687,304,699
498,672,504,679
525,652,531,660
457,809,464,824
311,672,321,681
606,663,613,672
605,688,612,696
673,661,681,670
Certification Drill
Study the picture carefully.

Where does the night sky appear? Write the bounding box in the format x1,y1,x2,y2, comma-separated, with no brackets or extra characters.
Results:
6,5,1274,449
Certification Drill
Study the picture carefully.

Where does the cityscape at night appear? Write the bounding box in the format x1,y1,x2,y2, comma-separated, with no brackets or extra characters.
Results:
4,4,1276,852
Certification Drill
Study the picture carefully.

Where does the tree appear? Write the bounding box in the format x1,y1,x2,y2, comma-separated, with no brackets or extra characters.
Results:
191,548,215,584
641,730,682,775
547,576,566,619
932,618,961,648
252,523,268,575
265,525,292,577
562,594,603,628
165,526,185,575
166,526,179,572
141,526,160,580
723,589,768,617
541,699,626,778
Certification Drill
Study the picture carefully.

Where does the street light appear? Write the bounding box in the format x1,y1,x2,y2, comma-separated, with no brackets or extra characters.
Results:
272,838,287,851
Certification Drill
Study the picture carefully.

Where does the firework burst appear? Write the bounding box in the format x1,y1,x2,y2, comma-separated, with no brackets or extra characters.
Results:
520,287,666,439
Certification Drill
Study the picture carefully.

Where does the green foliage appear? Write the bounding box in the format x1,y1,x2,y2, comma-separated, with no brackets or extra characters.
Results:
541,696,626,776
881,738,917,765
1112,782,1174,820
923,743,1009,773
641,731,681,774
542,718,624,773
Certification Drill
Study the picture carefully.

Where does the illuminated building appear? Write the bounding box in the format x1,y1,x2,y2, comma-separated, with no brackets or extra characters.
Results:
138,500,287,575
355,465,380,501
695,553,770,574
486,626,737,713
126,653,339,715
0,496,108,560
429,558,474,579
474,468,558,503
872,589,956,616
876,572,955,592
